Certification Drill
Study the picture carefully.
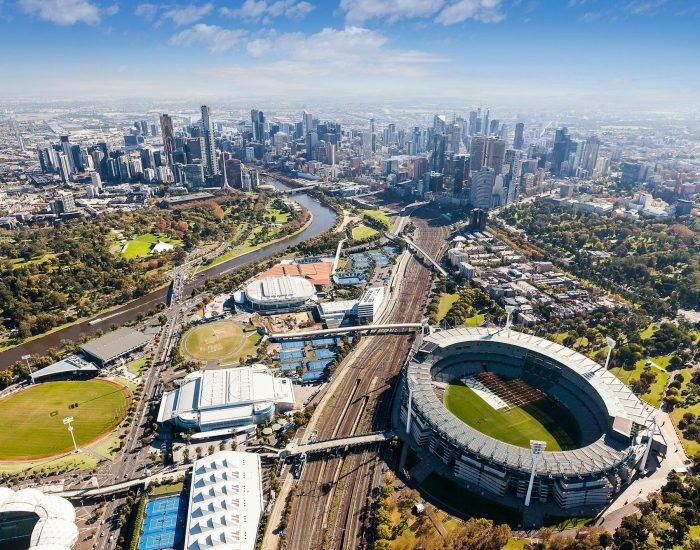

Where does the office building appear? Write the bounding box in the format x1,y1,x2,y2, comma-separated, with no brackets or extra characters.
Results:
251,109,265,142
469,135,487,172
470,167,495,209
357,287,384,323
513,122,525,150
160,114,176,165
485,137,506,175
201,105,218,175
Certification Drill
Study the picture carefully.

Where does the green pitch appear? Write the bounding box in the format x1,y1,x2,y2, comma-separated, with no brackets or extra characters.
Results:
443,381,581,451
181,320,258,364
0,379,131,460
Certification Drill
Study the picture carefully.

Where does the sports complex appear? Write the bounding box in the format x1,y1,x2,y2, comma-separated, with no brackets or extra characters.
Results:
401,327,663,511
0,379,131,461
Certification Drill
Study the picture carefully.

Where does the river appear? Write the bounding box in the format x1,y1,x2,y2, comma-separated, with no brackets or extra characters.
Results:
0,180,337,369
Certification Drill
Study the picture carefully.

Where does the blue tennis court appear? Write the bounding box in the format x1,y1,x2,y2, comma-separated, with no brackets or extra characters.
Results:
311,337,335,347
281,340,305,350
138,495,187,550
314,348,337,359
334,336,352,344
308,359,332,371
280,350,304,360
302,370,327,383
279,361,303,372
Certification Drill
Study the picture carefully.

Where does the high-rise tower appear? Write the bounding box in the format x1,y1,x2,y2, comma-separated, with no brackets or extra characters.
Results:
201,105,218,175
160,114,176,165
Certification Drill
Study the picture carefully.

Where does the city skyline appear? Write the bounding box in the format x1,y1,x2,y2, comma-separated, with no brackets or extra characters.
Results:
1,0,699,110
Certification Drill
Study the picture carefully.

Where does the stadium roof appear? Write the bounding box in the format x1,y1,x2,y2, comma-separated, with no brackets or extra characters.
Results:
408,327,655,478
0,488,78,550
245,276,315,305
30,354,98,381
158,365,295,427
80,327,150,365
185,451,262,550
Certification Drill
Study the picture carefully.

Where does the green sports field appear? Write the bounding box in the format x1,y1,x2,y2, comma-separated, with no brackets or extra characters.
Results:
181,320,260,364
0,380,131,460
443,381,581,451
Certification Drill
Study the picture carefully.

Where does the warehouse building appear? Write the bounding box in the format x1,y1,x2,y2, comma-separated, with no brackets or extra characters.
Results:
184,451,262,550
158,365,295,432
79,327,151,368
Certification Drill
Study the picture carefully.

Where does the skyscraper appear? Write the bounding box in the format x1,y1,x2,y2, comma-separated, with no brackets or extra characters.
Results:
485,138,506,175
200,105,218,175
470,167,495,209
469,135,487,172
551,127,571,175
513,122,525,150
303,110,313,135
160,114,176,166
251,109,265,142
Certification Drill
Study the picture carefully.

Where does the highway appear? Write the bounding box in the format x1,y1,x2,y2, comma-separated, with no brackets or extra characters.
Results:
280,206,450,550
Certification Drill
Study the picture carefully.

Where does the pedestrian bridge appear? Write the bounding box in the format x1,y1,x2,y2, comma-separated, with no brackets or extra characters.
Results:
401,236,448,277
271,323,424,340
284,431,394,457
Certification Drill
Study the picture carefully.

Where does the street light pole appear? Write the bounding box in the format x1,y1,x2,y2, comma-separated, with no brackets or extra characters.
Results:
525,440,546,507
22,354,33,383
63,416,80,453
604,337,616,370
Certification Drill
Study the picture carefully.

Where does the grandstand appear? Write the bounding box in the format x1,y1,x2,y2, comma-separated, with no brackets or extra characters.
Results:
401,327,665,511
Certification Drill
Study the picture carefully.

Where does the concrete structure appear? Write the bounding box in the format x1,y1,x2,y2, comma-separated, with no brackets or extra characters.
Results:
158,366,295,432
400,327,662,511
79,327,150,367
316,300,358,326
243,276,316,312
0,488,78,549
185,451,262,550
30,354,98,382
357,287,385,323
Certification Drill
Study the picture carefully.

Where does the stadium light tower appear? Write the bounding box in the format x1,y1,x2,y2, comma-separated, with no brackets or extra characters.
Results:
63,416,80,453
604,337,616,370
525,440,547,506
505,306,516,330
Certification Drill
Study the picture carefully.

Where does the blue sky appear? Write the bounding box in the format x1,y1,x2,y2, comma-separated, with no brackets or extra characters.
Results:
1,0,699,110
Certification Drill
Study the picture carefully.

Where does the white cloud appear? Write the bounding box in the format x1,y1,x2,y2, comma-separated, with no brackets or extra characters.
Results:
169,23,247,53
164,3,214,26
247,37,273,57
624,0,667,15
339,0,444,24
434,0,504,24
135,3,158,19
106,3,119,16
339,0,504,25
19,0,102,25
220,0,314,21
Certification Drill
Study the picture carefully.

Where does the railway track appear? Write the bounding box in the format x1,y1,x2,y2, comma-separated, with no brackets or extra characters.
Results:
284,210,450,550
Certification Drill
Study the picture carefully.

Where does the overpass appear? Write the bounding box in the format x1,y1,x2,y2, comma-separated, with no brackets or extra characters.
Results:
331,238,346,275
271,322,424,340
402,235,448,277
284,431,393,456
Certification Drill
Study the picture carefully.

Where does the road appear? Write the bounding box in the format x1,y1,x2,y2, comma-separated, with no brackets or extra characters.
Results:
280,207,450,550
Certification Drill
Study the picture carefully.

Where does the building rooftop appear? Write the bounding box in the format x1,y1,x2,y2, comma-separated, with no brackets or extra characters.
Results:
80,327,150,364
30,354,98,381
259,261,333,288
245,276,315,304
185,451,262,550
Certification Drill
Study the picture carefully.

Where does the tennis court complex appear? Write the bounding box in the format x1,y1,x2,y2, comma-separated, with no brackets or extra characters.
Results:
138,495,187,550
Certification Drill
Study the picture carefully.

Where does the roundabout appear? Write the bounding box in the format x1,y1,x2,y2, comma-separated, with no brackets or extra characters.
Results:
0,379,131,461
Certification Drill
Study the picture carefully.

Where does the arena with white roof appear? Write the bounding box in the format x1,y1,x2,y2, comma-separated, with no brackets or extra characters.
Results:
243,276,315,312
401,327,664,510
158,365,295,432
0,488,78,549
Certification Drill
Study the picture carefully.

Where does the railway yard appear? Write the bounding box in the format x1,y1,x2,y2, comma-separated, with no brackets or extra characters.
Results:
282,208,450,550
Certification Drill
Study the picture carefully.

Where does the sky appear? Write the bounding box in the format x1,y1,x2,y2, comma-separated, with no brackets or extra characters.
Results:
1,0,699,110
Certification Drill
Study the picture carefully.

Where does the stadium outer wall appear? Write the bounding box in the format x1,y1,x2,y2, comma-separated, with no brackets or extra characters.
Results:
398,327,663,512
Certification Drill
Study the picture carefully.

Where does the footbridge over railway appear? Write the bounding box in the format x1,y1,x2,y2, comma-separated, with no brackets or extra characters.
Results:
283,431,394,457
401,235,449,277
271,323,425,339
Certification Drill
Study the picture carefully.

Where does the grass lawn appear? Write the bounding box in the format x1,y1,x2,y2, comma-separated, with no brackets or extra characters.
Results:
669,368,700,456
464,313,485,327
360,209,391,230
651,354,674,370
121,240,152,259
10,253,59,269
267,206,290,223
128,357,148,375
151,481,184,495
640,324,656,340
420,473,522,527
352,224,378,240
437,293,459,322
611,359,670,407
0,380,131,460
444,382,581,451
182,320,247,361
0,452,100,475
503,540,528,550
220,331,262,365
543,516,593,531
